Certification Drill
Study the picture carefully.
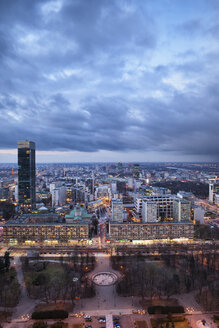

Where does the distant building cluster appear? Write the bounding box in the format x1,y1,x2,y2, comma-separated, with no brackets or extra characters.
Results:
6,139,219,245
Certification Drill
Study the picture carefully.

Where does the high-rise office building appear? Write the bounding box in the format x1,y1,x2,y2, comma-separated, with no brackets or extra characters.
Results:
18,140,36,209
133,164,140,179
111,182,117,195
118,162,123,170
209,183,214,203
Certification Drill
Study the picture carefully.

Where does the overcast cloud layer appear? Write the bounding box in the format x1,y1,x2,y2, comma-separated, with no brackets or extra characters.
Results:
0,0,219,162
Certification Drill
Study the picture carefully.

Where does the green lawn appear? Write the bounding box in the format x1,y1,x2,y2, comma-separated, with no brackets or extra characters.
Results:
28,323,68,328
72,324,84,328
151,317,189,328
135,321,148,328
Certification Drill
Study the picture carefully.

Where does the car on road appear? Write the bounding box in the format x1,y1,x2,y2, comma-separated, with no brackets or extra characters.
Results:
85,317,92,322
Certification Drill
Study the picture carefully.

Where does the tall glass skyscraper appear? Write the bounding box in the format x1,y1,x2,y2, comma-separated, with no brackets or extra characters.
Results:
18,140,36,209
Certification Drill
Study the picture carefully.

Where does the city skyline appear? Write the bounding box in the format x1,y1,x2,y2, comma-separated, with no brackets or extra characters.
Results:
0,0,219,163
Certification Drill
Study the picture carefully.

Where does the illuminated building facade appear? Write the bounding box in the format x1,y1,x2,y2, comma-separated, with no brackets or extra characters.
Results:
109,220,194,241
3,210,90,244
18,140,36,209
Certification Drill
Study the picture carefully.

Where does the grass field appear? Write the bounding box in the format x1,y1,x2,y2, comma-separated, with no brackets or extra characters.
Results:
28,323,68,328
0,310,12,322
135,321,148,328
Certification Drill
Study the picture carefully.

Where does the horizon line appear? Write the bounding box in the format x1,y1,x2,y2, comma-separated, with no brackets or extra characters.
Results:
0,161,219,164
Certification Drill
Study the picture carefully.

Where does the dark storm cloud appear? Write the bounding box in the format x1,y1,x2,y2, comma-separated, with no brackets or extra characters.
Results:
0,0,219,159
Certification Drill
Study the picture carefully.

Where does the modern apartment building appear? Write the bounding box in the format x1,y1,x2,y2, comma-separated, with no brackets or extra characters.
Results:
136,195,175,220
142,201,158,222
173,198,191,222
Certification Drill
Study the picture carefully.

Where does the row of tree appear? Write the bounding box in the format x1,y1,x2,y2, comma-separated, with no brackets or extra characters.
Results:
112,250,218,303
0,251,10,272
0,252,20,307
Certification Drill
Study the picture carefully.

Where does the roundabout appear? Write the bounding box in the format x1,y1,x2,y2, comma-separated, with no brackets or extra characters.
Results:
92,272,118,286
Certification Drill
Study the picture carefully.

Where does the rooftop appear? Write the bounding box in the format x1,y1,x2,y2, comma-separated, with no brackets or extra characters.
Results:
65,203,91,221
110,219,193,225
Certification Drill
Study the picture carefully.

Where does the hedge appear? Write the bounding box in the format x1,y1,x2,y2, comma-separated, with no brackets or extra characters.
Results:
148,306,184,314
50,322,68,328
32,310,68,320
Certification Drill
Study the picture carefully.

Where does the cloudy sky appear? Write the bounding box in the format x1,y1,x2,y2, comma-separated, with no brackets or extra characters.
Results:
0,0,219,163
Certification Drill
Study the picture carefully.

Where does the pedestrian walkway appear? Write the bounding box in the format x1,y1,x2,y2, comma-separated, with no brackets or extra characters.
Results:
74,254,140,314
106,314,113,328
4,256,38,328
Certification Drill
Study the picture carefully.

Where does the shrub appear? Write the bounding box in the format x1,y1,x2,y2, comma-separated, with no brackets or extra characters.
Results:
50,322,67,328
148,306,184,314
32,310,68,320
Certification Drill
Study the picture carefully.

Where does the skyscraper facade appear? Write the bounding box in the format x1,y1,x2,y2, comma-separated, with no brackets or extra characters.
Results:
18,140,36,209
133,164,140,179
209,183,214,203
